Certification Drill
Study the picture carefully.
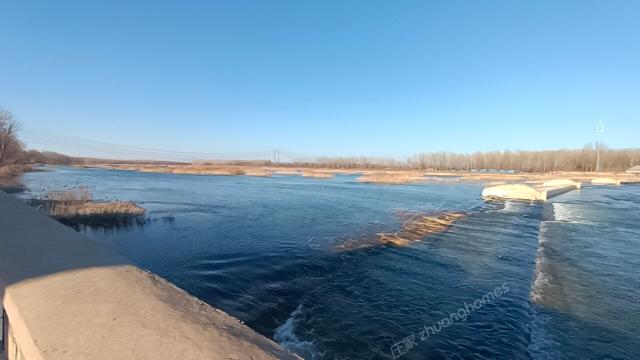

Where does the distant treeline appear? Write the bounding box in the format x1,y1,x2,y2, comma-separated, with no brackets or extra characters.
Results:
294,145,640,172
3,107,639,174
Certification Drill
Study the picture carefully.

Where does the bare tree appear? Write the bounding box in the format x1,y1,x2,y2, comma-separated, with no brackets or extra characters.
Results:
300,147,640,172
0,108,22,167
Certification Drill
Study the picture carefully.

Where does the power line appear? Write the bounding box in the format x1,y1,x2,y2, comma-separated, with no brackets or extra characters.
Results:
21,130,278,161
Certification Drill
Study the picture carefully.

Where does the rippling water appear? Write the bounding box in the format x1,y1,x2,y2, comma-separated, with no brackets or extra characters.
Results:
18,167,640,359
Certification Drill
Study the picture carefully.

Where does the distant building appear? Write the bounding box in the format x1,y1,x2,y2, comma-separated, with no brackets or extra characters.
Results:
626,165,640,174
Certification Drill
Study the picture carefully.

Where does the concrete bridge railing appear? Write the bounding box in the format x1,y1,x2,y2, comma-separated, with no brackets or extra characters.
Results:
0,191,299,360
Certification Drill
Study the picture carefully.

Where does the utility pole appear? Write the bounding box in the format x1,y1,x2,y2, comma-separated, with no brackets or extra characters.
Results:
595,121,604,172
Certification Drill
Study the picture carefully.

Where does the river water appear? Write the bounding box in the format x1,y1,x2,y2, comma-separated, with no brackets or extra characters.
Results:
17,167,640,359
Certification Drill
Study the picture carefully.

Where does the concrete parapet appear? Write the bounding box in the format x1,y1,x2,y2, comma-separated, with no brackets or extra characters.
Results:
542,179,582,189
0,191,299,360
481,183,577,201
591,177,621,185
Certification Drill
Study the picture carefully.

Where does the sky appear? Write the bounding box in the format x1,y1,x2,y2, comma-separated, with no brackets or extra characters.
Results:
1,0,639,161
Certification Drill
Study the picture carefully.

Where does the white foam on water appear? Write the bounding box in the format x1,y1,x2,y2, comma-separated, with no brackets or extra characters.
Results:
528,221,561,359
500,200,519,212
530,222,552,304
274,304,320,359
531,203,588,305
492,200,532,213
551,202,591,224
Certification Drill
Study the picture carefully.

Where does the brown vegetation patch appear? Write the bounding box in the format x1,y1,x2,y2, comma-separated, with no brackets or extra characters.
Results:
0,165,32,193
301,170,335,178
84,163,640,187
45,200,144,217
0,164,33,177
335,211,466,251
170,166,244,176
30,186,145,226
31,199,145,226
377,212,466,246
356,172,425,184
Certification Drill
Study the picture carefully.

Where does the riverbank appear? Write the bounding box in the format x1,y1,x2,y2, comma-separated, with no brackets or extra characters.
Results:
0,164,34,193
83,163,640,185
0,176,26,193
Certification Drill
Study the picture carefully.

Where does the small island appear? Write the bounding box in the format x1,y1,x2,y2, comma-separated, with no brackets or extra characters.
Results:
28,186,145,227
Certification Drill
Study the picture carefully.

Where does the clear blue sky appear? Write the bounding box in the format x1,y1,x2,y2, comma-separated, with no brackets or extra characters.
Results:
1,1,638,160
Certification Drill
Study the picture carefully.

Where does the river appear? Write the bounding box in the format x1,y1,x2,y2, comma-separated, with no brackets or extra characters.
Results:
17,166,640,359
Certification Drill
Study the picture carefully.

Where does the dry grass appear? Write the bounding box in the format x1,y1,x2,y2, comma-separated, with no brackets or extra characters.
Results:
88,163,640,186
31,186,145,226
171,166,244,176
335,211,466,251
356,172,425,184
43,200,144,217
0,164,32,177
301,170,335,178
0,165,34,193
98,164,336,179
32,199,145,227
377,212,466,246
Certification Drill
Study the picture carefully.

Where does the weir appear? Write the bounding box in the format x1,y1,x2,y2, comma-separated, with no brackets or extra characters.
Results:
481,183,578,201
482,176,638,201
0,191,299,360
